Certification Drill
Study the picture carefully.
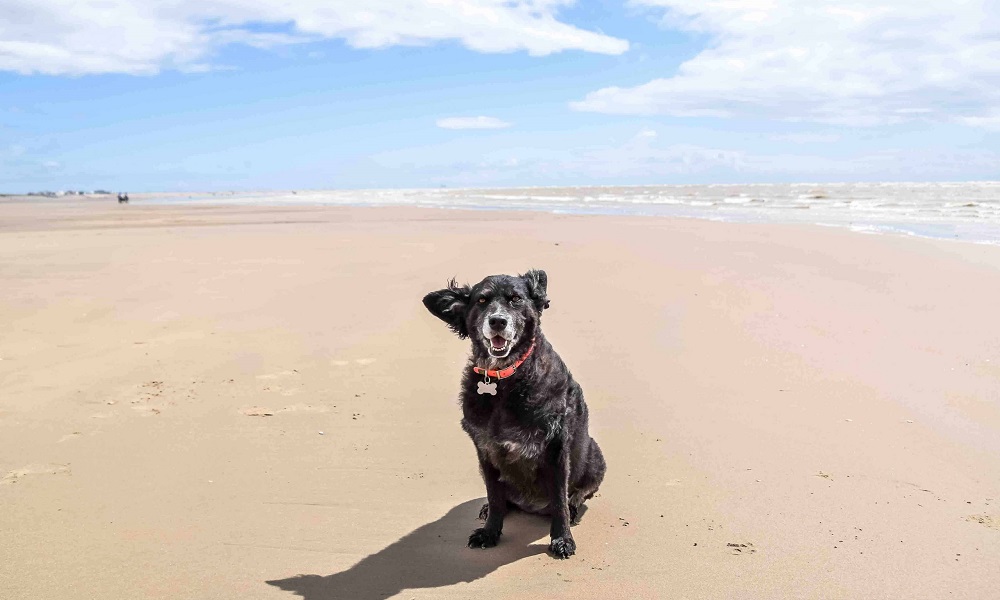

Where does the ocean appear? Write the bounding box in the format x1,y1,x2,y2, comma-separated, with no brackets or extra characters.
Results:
147,181,1000,245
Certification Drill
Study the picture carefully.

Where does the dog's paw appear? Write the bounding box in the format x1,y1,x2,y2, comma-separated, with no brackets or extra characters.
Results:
468,528,501,549
478,503,489,521
548,536,576,559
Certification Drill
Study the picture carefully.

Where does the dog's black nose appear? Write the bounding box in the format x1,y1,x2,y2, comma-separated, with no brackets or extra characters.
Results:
489,316,507,331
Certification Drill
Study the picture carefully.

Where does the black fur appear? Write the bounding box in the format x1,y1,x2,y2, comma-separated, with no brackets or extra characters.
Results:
423,270,606,559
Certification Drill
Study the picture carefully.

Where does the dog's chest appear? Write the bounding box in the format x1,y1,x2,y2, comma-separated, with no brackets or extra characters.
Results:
464,404,550,466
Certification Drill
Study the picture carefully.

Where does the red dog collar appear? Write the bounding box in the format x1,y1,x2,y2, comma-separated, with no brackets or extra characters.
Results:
473,339,536,380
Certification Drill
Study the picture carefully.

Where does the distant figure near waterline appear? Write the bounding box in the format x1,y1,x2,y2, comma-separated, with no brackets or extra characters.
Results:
117,192,129,204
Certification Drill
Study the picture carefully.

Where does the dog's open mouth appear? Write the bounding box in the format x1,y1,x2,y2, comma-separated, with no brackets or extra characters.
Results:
487,335,513,358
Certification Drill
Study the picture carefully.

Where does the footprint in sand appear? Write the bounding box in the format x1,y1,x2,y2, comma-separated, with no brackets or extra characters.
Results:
240,404,330,417
94,381,171,416
727,542,757,555
242,406,275,417
256,370,303,396
279,403,329,413
57,432,82,443
130,381,171,415
1,464,71,485
966,514,998,529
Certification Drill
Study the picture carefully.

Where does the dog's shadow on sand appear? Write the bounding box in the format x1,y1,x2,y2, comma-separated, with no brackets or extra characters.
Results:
266,499,554,599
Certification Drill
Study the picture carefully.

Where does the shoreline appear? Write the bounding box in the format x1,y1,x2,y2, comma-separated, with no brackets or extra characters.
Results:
4,190,1000,247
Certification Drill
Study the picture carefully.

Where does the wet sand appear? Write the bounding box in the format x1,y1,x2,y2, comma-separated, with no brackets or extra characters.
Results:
1,197,998,599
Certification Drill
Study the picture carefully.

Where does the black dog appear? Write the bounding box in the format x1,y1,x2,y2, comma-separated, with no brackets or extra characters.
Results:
423,269,605,559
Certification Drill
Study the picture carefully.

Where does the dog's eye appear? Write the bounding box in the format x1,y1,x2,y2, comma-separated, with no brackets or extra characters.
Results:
510,295,521,304
478,297,486,304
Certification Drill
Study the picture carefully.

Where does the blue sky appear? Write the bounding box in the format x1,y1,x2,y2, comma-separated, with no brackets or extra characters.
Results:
2,0,998,193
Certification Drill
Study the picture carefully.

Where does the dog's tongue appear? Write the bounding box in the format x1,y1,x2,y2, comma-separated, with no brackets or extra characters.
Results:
491,336,506,349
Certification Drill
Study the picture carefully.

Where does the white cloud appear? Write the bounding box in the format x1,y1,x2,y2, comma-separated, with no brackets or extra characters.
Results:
956,111,1000,131
573,1,1000,128
374,127,747,184
436,116,512,130
370,123,1000,186
769,133,842,144
0,0,628,75
583,142,743,178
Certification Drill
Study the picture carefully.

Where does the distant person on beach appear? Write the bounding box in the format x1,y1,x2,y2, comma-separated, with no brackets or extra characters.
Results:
117,192,129,204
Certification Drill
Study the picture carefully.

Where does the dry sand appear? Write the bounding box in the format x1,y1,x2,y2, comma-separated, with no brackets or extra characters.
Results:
1,197,998,599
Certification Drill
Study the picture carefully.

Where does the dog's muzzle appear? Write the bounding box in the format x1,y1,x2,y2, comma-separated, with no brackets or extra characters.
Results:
486,335,512,357
482,311,515,358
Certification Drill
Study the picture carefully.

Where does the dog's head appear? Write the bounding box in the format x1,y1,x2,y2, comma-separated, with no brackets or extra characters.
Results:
423,269,549,363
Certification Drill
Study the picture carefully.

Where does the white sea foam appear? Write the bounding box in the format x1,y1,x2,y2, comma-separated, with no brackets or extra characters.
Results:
144,182,1000,245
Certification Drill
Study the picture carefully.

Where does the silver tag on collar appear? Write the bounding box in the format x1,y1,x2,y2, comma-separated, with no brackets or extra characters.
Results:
477,381,497,395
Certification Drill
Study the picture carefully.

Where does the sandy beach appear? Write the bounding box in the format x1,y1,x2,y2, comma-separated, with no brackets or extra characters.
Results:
1,197,998,599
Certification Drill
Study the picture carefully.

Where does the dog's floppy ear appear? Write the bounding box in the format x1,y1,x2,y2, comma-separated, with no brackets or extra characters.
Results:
422,278,472,338
521,269,549,311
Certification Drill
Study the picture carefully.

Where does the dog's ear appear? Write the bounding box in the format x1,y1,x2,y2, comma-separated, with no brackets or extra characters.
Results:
521,269,549,311
422,278,472,338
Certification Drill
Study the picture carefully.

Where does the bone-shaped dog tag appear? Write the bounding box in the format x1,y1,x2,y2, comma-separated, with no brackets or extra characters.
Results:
477,381,497,395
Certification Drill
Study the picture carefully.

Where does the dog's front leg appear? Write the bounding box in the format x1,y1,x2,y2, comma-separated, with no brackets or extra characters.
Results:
468,448,506,549
548,439,576,559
